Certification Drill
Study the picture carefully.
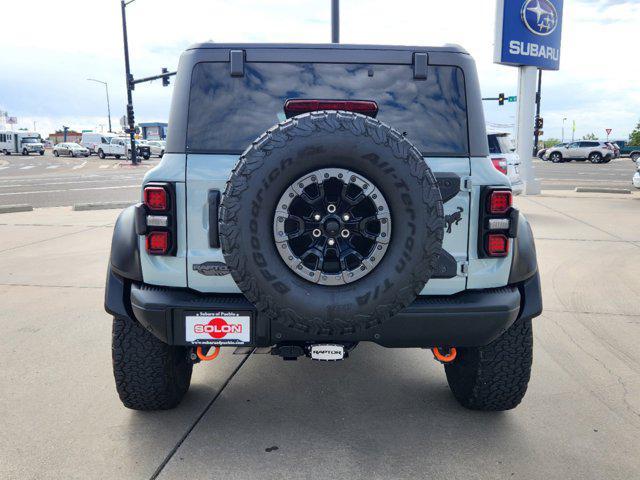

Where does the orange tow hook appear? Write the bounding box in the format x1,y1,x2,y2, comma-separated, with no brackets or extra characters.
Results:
196,346,220,361
432,347,457,363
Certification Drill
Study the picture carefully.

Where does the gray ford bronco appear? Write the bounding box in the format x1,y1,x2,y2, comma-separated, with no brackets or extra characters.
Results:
105,43,542,411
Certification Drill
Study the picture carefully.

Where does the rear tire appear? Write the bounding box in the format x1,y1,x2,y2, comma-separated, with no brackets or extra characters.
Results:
115,155,121,159
444,317,533,411
53,150,59,157
589,152,603,163
631,153,640,162
22,149,28,156
112,315,193,411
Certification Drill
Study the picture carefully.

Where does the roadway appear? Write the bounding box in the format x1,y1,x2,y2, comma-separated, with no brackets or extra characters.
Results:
0,153,637,208
0,151,158,208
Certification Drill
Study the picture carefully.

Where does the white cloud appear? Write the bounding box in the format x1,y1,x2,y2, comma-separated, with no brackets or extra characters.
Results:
0,0,637,142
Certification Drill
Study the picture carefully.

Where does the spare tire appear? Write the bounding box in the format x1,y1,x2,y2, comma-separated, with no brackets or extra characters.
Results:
220,111,444,335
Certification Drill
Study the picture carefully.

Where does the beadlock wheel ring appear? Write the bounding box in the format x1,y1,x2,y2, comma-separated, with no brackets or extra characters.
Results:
273,167,391,286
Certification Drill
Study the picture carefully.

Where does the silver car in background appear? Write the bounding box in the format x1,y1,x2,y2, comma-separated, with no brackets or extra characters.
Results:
487,130,523,195
146,140,165,157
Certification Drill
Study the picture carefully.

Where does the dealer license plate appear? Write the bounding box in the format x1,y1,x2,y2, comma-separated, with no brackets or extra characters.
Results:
184,311,252,345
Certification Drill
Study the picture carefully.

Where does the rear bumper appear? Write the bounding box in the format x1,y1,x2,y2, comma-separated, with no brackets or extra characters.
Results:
105,269,542,349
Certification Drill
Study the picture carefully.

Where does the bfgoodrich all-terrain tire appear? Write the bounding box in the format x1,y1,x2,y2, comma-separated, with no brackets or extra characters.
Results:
220,111,444,336
444,317,533,411
112,315,192,410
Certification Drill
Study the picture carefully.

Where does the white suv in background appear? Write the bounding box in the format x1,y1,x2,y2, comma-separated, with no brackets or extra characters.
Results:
544,141,613,164
487,131,523,195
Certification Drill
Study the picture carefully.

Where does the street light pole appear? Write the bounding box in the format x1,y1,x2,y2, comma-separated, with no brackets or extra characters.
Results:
121,0,138,165
331,0,339,43
562,117,566,143
87,78,112,133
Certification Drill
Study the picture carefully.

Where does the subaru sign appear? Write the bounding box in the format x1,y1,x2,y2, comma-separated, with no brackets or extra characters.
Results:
494,0,564,70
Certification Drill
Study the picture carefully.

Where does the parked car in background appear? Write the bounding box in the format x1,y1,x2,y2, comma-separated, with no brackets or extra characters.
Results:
544,141,613,163
487,130,523,195
53,142,89,157
612,140,640,161
0,131,45,156
97,137,151,160
81,132,118,155
146,140,165,157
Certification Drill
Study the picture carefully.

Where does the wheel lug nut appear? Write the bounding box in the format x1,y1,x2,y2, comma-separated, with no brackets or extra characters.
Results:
312,228,321,238
340,229,350,238
342,214,350,221
327,204,336,213
313,213,321,221
327,238,336,246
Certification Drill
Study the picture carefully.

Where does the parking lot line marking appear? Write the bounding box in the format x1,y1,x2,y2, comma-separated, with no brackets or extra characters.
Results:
20,165,36,170
0,166,9,170
99,164,109,169
46,165,60,169
0,185,140,196
72,161,87,170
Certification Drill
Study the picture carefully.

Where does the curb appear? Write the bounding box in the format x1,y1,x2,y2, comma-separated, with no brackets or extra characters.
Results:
0,204,34,214
574,187,631,194
73,201,133,211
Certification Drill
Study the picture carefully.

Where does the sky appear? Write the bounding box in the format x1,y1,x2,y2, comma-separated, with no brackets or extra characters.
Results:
0,0,638,143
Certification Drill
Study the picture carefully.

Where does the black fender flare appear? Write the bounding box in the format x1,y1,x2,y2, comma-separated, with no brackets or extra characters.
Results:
508,213,538,285
109,205,143,281
105,206,142,318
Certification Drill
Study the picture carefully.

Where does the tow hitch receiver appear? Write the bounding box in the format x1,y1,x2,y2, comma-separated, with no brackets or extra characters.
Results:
310,344,345,361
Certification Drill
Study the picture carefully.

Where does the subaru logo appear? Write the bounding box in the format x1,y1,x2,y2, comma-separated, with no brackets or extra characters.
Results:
521,0,558,36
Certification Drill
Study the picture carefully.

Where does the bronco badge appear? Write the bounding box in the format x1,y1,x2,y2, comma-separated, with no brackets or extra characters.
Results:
193,261,231,276
445,207,464,233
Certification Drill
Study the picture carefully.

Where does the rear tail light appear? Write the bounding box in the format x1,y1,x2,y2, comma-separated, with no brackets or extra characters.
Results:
491,157,508,175
486,234,509,257
488,190,512,214
140,182,176,256
144,186,168,211
478,187,517,258
284,99,378,118
146,231,170,255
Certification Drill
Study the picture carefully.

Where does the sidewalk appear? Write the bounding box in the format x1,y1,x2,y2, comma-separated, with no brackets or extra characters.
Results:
1,196,639,479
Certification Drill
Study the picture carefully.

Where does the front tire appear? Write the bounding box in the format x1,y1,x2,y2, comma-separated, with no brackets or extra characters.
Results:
112,315,193,411
53,150,59,157
98,150,106,159
444,317,533,411
22,149,28,156
550,152,562,163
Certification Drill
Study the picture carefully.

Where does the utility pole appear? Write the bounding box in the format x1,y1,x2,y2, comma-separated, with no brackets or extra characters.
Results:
561,117,566,143
121,0,138,165
533,69,542,156
331,0,339,43
87,79,112,133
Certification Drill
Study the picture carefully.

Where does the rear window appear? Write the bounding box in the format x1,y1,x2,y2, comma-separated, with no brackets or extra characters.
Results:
488,134,513,154
186,62,468,156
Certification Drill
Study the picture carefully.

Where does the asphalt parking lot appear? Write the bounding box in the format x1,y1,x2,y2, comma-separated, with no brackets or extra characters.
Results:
1,191,639,479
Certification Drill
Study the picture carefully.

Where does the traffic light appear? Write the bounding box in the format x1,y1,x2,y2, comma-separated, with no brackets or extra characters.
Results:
162,68,170,87
498,93,505,106
126,104,135,126
535,117,544,129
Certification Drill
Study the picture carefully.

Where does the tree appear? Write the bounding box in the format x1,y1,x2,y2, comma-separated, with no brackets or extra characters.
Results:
543,138,561,148
582,133,598,140
629,120,640,145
